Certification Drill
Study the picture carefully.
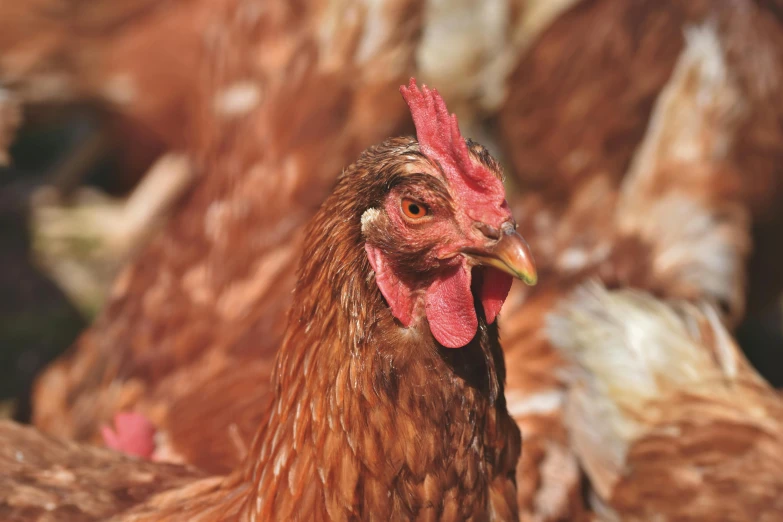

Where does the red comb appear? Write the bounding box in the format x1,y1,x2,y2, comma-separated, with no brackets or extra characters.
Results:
399,78,507,222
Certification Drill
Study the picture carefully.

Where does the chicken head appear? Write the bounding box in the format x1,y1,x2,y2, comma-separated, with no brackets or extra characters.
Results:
362,78,537,349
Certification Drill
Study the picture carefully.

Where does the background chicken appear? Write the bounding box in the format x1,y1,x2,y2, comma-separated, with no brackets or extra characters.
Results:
497,5,768,520
0,0,210,306
0,419,208,521
551,284,783,521
30,0,423,472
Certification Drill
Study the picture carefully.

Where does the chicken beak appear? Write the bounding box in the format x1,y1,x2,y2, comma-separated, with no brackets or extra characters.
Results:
463,227,538,286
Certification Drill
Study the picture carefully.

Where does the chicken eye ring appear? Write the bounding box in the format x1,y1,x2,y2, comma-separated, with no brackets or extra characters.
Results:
401,198,429,220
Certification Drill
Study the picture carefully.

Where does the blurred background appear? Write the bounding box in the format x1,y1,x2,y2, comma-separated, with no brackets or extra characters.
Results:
3,1,783,520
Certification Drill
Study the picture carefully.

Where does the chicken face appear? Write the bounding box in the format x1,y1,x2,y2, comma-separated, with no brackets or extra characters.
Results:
363,152,536,349
361,81,537,349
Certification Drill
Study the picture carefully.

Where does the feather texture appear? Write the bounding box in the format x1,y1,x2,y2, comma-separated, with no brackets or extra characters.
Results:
550,284,783,522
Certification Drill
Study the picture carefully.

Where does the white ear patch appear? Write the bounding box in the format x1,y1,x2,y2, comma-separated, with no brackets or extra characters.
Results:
361,208,381,235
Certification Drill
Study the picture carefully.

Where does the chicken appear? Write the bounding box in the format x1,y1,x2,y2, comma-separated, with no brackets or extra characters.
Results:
0,0,208,320
0,420,206,521
549,283,783,522
0,0,208,150
3,78,535,521
498,13,755,521
0,0,237,314
32,0,424,472
0,0,581,166
499,0,782,287
0,0,214,244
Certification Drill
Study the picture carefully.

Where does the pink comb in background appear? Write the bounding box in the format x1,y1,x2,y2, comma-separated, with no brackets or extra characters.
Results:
101,411,156,459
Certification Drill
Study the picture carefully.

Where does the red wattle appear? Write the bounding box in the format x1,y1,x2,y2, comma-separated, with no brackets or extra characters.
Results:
367,245,513,349
425,263,477,348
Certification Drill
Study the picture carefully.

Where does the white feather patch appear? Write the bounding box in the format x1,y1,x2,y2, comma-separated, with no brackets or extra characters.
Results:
360,208,381,235
505,389,564,418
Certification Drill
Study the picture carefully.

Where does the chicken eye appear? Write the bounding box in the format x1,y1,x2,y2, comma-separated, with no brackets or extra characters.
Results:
401,198,429,220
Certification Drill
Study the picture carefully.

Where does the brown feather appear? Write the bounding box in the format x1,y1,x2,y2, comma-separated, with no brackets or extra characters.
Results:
550,285,783,522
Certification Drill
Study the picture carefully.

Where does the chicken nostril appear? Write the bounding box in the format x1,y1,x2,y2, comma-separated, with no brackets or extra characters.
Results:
476,223,501,241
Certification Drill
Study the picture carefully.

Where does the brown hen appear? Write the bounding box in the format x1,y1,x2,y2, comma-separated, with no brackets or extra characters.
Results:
3,79,536,521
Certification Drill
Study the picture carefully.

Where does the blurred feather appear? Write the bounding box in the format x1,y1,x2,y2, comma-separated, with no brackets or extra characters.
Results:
550,284,783,521
499,10,757,520
0,419,209,522
31,153,194,315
